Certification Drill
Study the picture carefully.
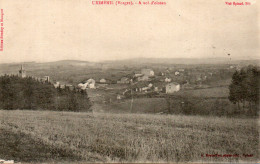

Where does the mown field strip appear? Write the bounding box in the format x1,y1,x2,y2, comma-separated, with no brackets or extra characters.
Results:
0,110,258,163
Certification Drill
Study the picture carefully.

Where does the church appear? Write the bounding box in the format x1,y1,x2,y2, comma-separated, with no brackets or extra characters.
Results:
18,65,26,78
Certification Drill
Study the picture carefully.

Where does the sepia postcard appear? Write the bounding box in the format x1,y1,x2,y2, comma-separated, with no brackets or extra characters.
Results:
0,0,259,163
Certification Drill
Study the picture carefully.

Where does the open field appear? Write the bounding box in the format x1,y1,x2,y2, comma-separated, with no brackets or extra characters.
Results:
0,110,258,163
102,98,168,113
175,86,229,98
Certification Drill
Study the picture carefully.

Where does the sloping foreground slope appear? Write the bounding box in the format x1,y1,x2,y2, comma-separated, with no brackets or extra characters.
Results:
0,110,258,163
0,128,84,162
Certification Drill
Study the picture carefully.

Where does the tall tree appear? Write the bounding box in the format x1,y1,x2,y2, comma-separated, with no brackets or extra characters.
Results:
229,65,260,114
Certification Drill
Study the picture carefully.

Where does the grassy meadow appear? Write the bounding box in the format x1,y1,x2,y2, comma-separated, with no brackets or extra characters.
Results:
0,110,258,163
175,86,230,98
102,98,168,113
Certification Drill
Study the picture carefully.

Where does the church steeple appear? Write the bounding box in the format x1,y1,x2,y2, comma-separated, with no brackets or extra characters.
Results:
18,65,26,78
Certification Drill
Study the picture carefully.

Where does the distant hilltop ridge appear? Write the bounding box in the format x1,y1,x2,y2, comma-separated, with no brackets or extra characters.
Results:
102,57,260,65
0,57,259,65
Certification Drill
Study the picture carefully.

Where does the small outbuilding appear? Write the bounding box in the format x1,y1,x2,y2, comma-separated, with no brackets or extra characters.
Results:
100,78,107,83
141,69,155,77
165,82,180,94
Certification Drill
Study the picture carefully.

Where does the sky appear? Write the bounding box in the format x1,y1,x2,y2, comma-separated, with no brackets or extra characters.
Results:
0,0,259,63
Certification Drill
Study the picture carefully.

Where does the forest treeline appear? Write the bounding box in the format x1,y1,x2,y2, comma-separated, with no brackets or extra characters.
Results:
0,75,92,111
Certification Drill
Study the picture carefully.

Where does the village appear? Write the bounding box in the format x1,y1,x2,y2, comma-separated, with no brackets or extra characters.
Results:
12,62,239,107
17,65,183,98
16,63,238,102
74,68,183,100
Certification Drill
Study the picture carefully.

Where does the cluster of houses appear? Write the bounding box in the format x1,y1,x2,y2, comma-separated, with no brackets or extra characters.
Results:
129,80,181,94
74,68,182,97
17,65,214,96
16,65,184,95
53,82,74,90
78,79,96,89
18,64,225,100
131,69,181,94
15,65,237,102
